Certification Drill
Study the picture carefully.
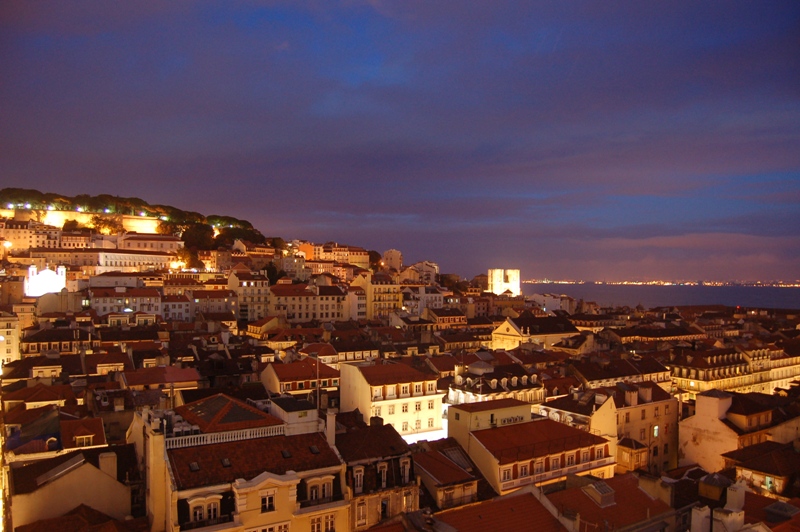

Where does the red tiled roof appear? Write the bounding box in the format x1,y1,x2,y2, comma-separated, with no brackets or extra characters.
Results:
175,394,283,433
437,492,565,532
3,383,76,404
547,474,672,530
471,419,608,465
121,366,201,387
358,363,433,386
60,418,107,449
450,398,529,413
168,432,341,490
269,358,339,381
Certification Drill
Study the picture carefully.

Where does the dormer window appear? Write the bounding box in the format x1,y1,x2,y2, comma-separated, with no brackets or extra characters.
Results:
378,462,388,489
400,458,411,484
75,435,93,447
354,467,364,494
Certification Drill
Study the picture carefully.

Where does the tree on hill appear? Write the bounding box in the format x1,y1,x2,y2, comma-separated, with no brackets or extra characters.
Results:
181,223,215,250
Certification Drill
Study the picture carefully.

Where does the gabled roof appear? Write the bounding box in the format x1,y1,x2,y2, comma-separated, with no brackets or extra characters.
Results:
168,432,341,490
60,417,106,448
3,383,76,404
10,444,139,495
175,394,282,433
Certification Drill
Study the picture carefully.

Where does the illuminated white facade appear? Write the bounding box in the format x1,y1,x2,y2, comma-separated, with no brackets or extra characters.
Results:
24,265,67,297
487,269,521,296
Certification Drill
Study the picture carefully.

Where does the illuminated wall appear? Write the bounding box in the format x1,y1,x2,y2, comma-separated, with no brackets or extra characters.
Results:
24,265,67,297
487,269,521,296
1,209,160,234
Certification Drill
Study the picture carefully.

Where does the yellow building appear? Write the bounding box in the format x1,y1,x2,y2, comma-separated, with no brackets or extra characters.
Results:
448,400,614,495
340,362,442,436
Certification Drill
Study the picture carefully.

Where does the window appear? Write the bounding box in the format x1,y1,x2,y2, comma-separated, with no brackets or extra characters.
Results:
415,383,422,393
75,435,93,447
207,502,218,519
402,422,408,432
401,385,409,395
415,419,421,430
534,461,544,474
428,418,434,428
520,464,529,477
567,455,575,466
653,425,659,438
356,502,367,526
625,412,630,423
641,409,646,420
378,463,387,488
551,458,560,470
192,505,204,522
582,451,589,463
311,516,322,532
664,444,669,455
261,494,275,512
402,403,409,413
310,484,319,500
401,459,411,483
373,406,381,417
427,382,435,392
354,467,364,494
640,428,646,441
325,513,336,532
455,413,460,420
502,468,512,481
428,400,434,409
654,406,660,417
665,404,670,414
653,446,659,457
415,402,421,412
388,405,395,415
597,447,604,459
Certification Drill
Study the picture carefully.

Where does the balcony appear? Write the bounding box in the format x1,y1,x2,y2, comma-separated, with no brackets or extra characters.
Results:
180,514,234,531
500,456,615,491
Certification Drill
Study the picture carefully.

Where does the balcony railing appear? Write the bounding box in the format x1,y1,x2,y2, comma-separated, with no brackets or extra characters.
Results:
166,425,286,449
500,456,615,491
299,494,344,509
180,514,234,531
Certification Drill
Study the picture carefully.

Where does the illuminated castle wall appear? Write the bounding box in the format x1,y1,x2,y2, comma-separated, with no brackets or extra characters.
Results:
488,268,521,296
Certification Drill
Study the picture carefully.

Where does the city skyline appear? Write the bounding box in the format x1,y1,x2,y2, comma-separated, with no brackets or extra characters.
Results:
2,2,799,281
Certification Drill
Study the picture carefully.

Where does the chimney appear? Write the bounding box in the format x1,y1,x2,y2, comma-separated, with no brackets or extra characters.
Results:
98,452,117,479
325,408,337,447
370,416,384,427
691,506,711,532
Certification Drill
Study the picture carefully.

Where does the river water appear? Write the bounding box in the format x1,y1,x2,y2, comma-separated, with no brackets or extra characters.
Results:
522,283,800,310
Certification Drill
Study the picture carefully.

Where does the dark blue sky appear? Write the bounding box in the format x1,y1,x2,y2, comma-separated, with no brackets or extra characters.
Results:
2,2,799,281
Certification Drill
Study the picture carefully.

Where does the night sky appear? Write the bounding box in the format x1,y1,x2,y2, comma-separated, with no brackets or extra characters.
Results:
2,2,799,282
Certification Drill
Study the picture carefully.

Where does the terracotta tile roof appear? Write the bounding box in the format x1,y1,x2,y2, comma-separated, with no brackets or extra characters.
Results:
60,417,107,448
269,358,340,381
175,393,283,433
450,398,529,413
471,419,608,465
413,446,475,486
357,363,434,386
3,383,76,404
121,366,201,387
299,343,338,358
16,503,150,532
437,492,566,532
168,432,341,490
547,474,672,530
335,423,409,463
